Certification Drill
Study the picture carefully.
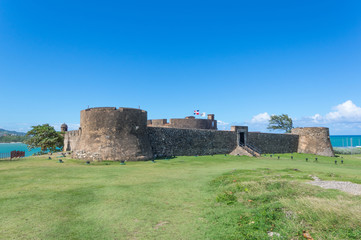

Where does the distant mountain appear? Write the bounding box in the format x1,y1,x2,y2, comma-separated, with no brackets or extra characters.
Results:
0,128,26,136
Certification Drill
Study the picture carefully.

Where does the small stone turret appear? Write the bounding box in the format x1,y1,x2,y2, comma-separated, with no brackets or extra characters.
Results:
291,127,334,157
61,123,68,132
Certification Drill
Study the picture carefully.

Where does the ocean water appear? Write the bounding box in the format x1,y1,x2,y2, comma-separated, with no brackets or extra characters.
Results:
0,143,41,156
330,135,361,148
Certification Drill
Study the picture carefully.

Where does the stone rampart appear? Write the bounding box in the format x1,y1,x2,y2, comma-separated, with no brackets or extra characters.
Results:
291,127,334,157
64,130,81,151
149,119,169,127
168,118,217,129
148,115,217,130
63,107,336,160
248,132,299,154
147,127,237,157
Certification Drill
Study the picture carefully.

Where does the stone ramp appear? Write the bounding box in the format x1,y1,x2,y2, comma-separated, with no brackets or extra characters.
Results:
229,146,255,157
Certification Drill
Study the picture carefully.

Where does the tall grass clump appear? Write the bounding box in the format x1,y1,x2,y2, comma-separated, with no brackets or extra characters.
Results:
334,147,361,155
205,168,361,240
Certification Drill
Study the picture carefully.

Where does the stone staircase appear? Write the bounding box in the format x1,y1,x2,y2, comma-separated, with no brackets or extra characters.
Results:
229,145,261,157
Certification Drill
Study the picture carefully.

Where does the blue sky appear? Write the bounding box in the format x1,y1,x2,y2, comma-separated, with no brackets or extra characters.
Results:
0,0,360,134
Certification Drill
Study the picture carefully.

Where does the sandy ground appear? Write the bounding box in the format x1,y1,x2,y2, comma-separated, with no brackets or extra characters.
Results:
308,176,361,195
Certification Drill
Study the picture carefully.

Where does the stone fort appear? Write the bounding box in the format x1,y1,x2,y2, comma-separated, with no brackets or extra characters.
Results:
63,107,334,161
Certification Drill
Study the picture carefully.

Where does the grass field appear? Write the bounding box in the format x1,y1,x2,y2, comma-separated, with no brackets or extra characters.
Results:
1,153,361,239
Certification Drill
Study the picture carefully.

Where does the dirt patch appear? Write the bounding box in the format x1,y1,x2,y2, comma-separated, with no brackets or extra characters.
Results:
154,221,169,230
307,176,361,195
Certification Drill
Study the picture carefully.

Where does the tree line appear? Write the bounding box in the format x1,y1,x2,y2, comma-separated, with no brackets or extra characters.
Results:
0,135,29,143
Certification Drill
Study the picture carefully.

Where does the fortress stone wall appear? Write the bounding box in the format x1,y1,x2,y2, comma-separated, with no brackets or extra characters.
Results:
63,107,335,161
148,127,236,157
248,132,299,154
64,130,81,152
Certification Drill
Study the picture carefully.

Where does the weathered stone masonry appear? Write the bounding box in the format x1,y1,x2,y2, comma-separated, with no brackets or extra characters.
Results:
67,107,152,161
148,114,217,130
148,127,237,157
64,107,335,161
291,127,334,157
248,132,299,154
63,130,80,153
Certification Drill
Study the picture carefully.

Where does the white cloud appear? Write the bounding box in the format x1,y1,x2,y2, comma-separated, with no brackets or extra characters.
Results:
0,123,33,133
217,120,230,130
250,112,270,123
303,100,361,125
0,123,80,133
311,113,322,123
245,100,361,134
325,100,361,122
217,120,229,125
243,112,272,132
295,100,361,134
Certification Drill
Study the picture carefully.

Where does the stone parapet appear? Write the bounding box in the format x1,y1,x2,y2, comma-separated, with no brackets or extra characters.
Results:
64,130,81,151
148,115,217,130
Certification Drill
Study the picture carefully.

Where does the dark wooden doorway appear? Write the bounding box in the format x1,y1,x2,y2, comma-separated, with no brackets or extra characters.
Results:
239,132,245,146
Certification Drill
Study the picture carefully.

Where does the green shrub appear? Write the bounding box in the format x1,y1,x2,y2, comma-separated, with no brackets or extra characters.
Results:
206,168,361,239
334,147,361,155
216,191,237,204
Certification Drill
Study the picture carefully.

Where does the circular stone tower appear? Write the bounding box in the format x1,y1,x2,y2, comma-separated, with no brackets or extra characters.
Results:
291,127,334,157
74,107,153,161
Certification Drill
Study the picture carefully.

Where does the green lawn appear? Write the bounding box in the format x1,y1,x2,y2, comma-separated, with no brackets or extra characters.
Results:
1,153,361,239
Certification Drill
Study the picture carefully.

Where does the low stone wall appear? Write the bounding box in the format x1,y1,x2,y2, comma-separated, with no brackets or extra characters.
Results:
150,119,168,126
168,118,217,130
64,130,81,151
248,132,299,154
148,118,217,130
147,127,237,157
